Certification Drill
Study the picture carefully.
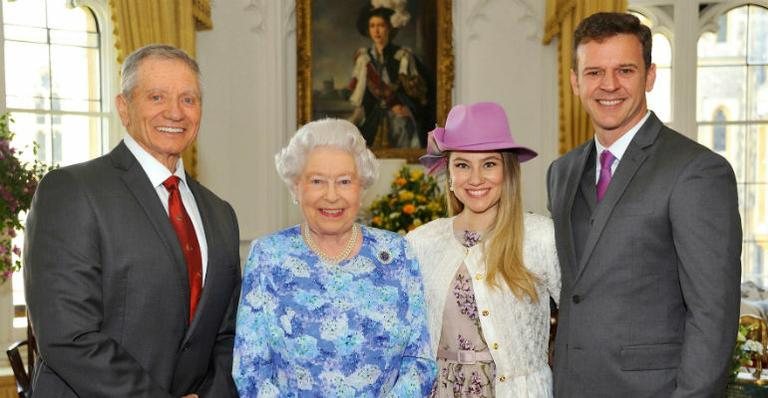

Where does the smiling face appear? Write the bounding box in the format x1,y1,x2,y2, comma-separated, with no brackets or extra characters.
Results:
116,57,201,172
449,151,505,218
570,33,656,146
296,146,362,240
368,15,391,50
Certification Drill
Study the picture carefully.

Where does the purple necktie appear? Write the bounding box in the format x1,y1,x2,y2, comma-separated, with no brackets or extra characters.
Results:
596,150,616,202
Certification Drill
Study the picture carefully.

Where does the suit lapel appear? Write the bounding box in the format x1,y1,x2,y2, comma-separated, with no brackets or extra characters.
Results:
574,114,662,282
110,142,191,323
184,179,214,334
560,142,594,278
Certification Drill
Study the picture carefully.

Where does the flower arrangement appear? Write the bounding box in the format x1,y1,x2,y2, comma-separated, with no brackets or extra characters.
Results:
368,165,446,234
731,320,766,381
0,114,54,282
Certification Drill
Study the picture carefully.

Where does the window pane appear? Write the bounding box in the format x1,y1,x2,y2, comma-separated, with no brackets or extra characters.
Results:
749,66,768,120
50,28,99,47
697,66,746,121
748,5,768,65
53,114,104,166
744,184,768,250
6,112,51,163
653,33,671,67
743,241,768,287
649,66,671,123
50,45,101,112
698,6,748,65
46,0,94,32
747,124,768,183
1,0,45,28
698,124,746,182
4,40,51,110
4,24,47,43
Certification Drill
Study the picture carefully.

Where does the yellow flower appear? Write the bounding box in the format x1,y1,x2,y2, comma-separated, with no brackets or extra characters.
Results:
367,165,446,234
398,190,414,201
427,201,442,212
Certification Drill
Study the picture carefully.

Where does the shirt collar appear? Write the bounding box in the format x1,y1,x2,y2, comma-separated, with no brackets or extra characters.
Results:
594,111,651,160
123,134,187,188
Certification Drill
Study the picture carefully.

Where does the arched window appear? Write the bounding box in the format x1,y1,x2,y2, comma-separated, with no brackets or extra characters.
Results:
2,0,115,343
697,3,768,284
633,1,768,286
630,10,673,123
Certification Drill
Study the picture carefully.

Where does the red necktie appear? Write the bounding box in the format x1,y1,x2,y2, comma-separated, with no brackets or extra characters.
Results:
162,176,202,323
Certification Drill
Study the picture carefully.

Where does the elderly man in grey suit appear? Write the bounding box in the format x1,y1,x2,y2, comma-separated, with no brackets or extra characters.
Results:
547,12,742,398
24,44,240,397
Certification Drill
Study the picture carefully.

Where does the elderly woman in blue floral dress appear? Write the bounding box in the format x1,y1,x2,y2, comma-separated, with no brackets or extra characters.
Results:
232,118,436,397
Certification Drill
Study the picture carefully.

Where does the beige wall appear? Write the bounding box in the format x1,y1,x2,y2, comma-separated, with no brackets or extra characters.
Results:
195,0,559,256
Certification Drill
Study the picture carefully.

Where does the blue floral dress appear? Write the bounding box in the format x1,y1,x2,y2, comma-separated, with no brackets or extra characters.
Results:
233,225,437,397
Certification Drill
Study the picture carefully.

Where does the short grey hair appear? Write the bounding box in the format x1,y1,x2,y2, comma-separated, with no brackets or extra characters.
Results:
275,119,379,189
121,44,201,98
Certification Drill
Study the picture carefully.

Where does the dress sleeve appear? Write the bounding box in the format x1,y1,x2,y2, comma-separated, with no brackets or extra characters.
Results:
232,241,281,398
386,242,437,397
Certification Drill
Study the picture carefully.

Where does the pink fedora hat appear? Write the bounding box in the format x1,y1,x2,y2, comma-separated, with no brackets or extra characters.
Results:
420,102,538,174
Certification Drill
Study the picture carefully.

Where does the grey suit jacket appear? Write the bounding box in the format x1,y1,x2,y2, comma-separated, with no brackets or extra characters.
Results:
546,113,742,398
24,142,241,397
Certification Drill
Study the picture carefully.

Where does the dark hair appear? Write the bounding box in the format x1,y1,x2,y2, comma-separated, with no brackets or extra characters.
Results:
572,12,652,71
356,6,397,38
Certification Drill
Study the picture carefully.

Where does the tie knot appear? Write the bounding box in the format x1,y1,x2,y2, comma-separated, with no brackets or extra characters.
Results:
162,176,181,192
600,150,616,169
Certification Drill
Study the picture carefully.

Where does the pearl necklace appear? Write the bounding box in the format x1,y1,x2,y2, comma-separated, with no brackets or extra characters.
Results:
302,223,360,264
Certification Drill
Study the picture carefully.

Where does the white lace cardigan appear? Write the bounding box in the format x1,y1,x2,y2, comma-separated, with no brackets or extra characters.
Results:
406,213,561,397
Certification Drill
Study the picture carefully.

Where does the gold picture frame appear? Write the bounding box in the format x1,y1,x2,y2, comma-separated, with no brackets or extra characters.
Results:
297,0,454,163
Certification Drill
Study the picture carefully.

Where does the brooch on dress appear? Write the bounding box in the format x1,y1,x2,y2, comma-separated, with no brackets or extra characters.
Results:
377,250,393,264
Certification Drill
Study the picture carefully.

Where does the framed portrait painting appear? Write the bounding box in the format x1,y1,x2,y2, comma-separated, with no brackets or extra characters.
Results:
297,0,453,162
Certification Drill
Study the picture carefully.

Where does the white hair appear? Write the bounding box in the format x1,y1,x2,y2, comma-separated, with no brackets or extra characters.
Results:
275,119,380,190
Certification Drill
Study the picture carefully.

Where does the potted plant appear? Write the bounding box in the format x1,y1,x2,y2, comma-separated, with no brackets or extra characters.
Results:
0,113,54,282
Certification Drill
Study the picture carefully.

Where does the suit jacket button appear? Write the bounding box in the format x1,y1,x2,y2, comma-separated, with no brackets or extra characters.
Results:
572,295,581,303
182,343,191,351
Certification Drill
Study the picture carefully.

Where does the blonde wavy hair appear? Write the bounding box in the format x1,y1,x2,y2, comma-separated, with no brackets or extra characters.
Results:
446,151,539,302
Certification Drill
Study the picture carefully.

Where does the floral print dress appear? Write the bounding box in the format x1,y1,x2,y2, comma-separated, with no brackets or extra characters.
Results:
233,225,436,397
432,231,496,397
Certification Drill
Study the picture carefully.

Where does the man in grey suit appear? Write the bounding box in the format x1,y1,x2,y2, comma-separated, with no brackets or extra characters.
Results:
547,12,742,397
24,44,240,397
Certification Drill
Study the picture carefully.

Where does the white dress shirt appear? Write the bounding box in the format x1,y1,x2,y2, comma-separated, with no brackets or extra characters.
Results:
594,111,651,184
123,134,208,283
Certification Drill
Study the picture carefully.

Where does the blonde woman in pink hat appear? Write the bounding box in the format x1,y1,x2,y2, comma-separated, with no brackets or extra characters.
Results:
406,102,560,397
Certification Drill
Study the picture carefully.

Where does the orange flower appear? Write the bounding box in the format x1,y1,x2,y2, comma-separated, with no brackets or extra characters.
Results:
402,204,416,215
395,177,407,187
372,216,382,226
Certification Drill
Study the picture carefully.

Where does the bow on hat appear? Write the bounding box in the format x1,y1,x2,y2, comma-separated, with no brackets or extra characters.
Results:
419,102,538,175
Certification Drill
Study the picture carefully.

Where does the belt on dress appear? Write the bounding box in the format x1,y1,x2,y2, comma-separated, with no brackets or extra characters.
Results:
436,348,494,365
